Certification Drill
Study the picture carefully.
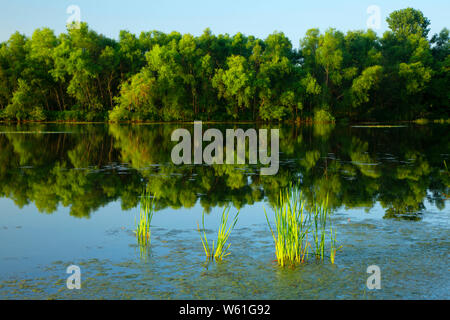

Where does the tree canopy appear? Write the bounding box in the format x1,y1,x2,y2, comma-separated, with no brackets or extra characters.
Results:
0,8,448,122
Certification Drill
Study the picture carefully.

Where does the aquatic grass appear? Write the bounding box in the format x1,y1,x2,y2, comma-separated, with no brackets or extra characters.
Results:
310,196,342,264
198,207,239,261
330,226,336,264
265,186,340,266
329,225,342,264
311,196,329,260
264,187,310,267
134,190,156,247
198,211,213,260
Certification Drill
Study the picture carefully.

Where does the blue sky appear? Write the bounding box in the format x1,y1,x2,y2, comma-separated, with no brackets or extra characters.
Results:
1,0,448,47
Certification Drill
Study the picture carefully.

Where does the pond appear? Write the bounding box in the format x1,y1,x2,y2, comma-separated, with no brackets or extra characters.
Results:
0,123,448,299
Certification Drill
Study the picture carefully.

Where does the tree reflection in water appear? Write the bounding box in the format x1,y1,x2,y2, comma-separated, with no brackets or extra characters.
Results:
0,123,448,220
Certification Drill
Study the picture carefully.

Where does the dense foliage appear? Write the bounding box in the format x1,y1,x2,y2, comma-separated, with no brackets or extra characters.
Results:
0,8,448,122
0,123,448,219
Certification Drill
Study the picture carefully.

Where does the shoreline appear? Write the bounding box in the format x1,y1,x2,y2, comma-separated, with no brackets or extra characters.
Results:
0,119,449,125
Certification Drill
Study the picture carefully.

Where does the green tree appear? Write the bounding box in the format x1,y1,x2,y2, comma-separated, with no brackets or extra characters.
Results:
386,7,430,39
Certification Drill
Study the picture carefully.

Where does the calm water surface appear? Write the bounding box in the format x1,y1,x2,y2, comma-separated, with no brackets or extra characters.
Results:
0,123,448,299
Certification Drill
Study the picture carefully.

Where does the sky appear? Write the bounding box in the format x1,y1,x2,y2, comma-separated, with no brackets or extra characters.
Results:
1,0,448,47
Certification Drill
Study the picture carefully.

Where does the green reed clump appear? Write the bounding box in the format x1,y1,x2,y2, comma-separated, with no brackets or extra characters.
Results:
135,190,156,247
265,187,310,267
198,207,239,261
265,187,341,267
329,225,342,264
312,196,329,260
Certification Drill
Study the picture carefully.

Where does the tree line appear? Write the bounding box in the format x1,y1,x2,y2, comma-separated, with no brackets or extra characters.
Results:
0,8,448,122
